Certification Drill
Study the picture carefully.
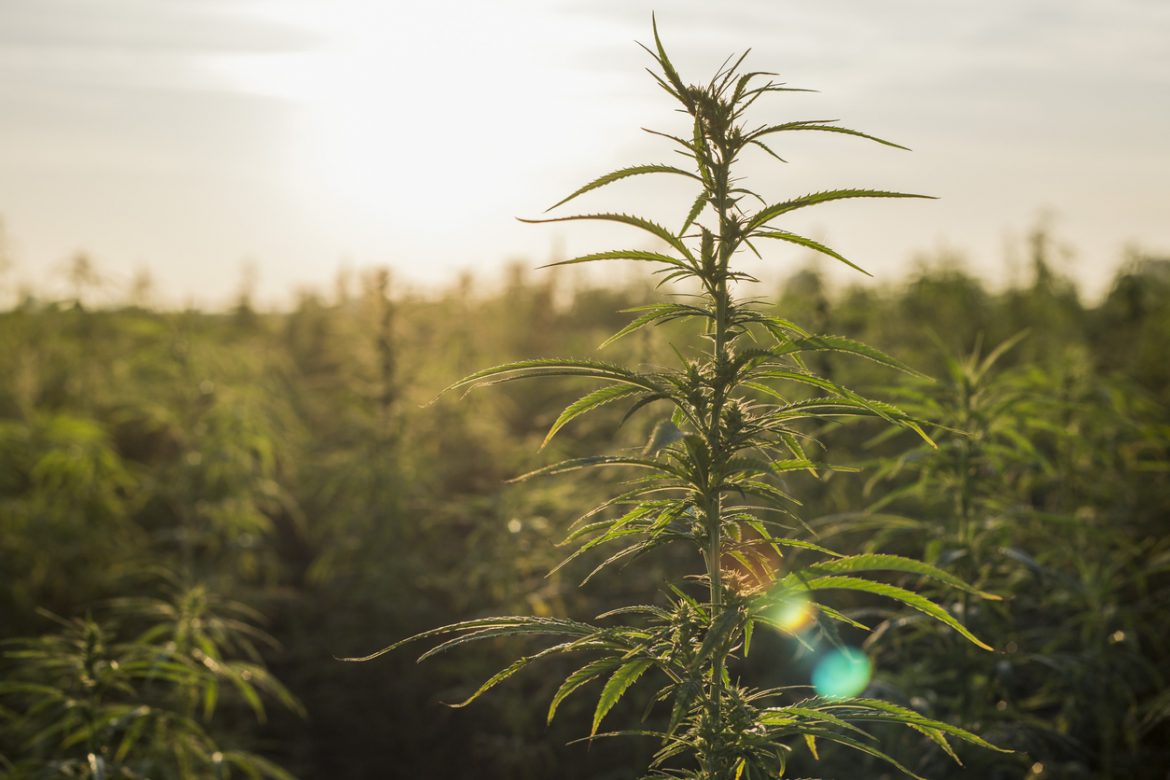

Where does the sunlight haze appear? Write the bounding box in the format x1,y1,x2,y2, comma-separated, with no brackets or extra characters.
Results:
1,0,1168,305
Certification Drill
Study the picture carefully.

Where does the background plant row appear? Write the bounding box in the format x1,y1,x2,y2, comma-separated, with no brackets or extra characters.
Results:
0,244,1167,779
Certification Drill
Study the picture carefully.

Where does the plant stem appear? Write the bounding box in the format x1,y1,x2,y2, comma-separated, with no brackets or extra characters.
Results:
703,136,735,779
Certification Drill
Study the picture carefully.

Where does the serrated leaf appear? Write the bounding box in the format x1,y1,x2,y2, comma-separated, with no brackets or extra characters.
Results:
750,121,910,151
340,616,597,662
841,698,1011,753
784,575,992,650
805,553,1001,600
543,385,645,448
747,190,935,233
451,640,587,709
689,606,743,672
510,455,686,484
549,657,624,723
773,335,926,377
441,358,661,398
680,191,708,237
519,212,695,262
601,303,709,350
593,659,653,735
547,165,700,211
581,539,662,586
649,14,687,101
911,724,963,764
754,229,871,276
782,727,927,780
542,249,690,270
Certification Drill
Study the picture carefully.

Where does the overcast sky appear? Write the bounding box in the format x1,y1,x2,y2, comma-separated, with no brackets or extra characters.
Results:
1,0,1168,306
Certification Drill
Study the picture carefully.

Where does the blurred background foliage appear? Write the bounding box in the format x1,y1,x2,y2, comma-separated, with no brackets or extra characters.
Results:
1,234,1168,778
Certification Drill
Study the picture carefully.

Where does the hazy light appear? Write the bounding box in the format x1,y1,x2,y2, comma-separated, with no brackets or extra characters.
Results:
206,0,619,251
812,647,872,698
765,592,816,634
3,0,1169,304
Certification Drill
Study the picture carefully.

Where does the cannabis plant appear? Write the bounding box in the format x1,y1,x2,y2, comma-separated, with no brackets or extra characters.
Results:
866,338,1170,777
0,580,301,779
353,19,1003,779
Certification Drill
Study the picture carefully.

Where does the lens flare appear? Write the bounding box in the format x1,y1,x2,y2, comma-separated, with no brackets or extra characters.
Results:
766,593,816,634
812,647,872,698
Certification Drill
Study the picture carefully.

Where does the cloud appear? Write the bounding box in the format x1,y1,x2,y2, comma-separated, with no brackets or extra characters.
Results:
0,0,318,54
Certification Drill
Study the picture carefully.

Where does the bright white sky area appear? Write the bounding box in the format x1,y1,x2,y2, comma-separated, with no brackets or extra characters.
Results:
0,0,1168,306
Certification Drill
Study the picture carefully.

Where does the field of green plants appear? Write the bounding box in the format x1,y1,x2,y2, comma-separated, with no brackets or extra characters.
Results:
2,25,1169,779
1,240,1168,778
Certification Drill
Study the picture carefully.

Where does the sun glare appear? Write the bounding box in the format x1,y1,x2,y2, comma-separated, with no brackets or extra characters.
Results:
206,1,618,256
768,592,817,634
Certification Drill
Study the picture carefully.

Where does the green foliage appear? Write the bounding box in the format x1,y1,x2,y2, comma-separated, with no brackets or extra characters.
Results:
352,19,1008,779
829,330,1170,778
0,581,300,779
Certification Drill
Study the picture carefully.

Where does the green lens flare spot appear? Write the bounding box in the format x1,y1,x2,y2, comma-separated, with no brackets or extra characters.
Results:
812,647,872,698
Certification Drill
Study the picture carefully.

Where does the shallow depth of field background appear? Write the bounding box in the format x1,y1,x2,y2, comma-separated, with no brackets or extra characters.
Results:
1,2,1168,779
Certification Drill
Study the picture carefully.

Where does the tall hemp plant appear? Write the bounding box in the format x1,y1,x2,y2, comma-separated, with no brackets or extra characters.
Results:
353,20,1004,779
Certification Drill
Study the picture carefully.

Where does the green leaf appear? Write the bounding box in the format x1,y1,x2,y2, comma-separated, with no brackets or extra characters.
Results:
581,539,664,586
543,385,645,448
340,616,597,663
841,698,1011,753
749,120,910,151
679,191,708,236
593,659,653,735
510,455,686,484
224,665,266,722
753,229,871,276
541,249,690,270
416,624,597,663
440,358,664,398
772,335,927,377
689,606,743,672
775,575,992,650
749,138,788,163
746,190,935,233
551,524,646,578
201,676,219,720
221,750,299,780
781,727,927,780
518,212,696,262
600,303,709,349
805,553,1001,600
666,678,702,736
451,640,587,709
547,165,700,211
549,657,624,723
737,479,802,507
650,15,686,96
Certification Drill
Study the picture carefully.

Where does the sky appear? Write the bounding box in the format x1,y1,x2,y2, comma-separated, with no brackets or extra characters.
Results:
0,0,1168,306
